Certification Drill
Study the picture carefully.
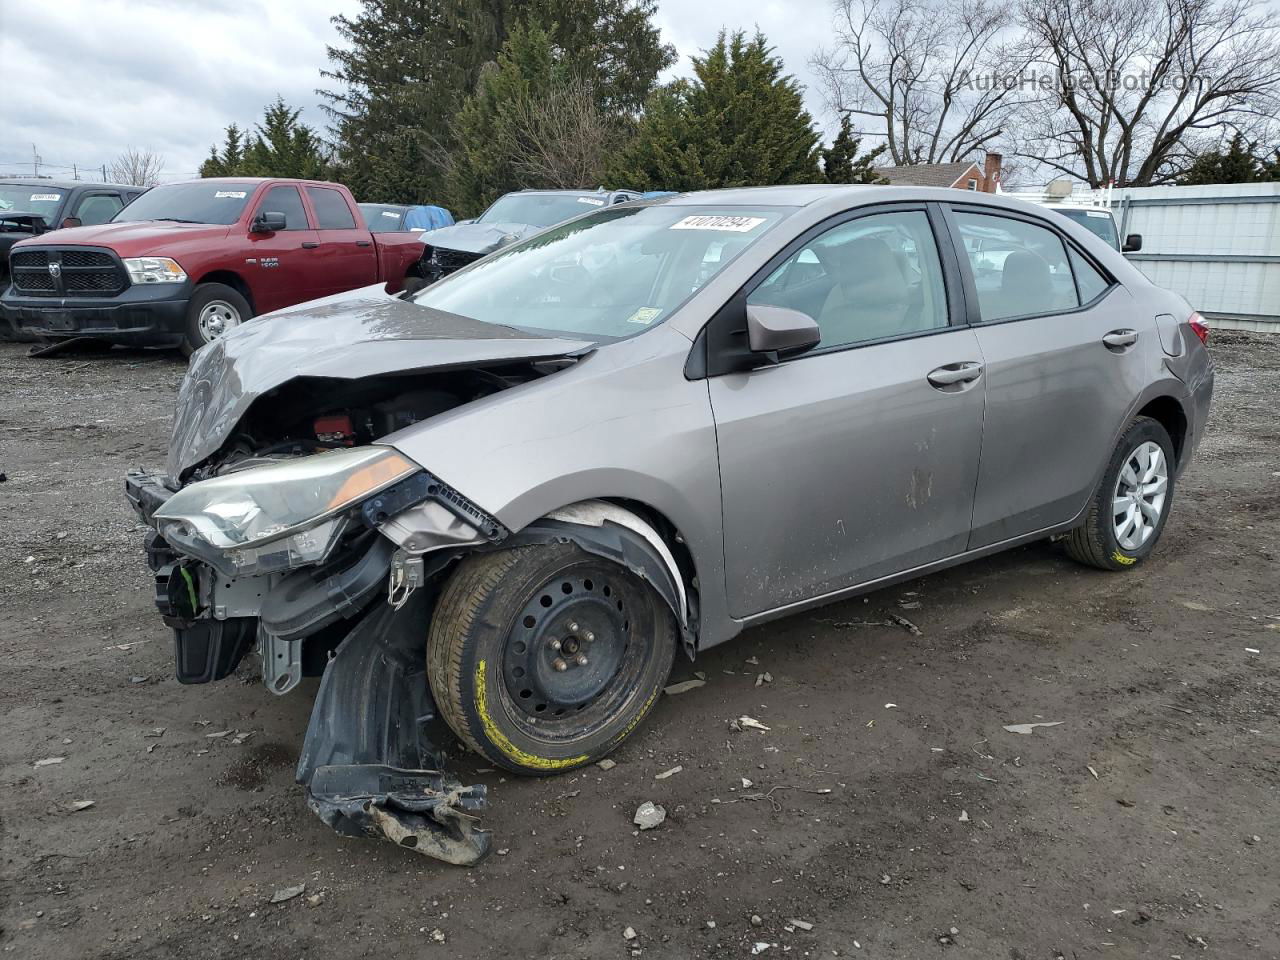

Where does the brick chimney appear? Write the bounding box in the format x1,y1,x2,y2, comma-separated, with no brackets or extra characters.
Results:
983,153,1002,192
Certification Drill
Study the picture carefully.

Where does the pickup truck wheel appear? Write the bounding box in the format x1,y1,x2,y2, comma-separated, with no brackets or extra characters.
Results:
182,283,252,356
427,543,677,775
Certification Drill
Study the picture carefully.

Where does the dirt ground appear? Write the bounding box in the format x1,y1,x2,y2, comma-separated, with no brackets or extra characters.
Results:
1,331,1277,960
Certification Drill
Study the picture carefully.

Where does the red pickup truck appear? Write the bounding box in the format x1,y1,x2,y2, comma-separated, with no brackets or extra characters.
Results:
3,178,425,354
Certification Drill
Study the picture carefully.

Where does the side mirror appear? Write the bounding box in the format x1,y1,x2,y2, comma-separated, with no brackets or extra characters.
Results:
252,211,287,233
746,303,821,360
61,217,82,229
1122,233,1143,253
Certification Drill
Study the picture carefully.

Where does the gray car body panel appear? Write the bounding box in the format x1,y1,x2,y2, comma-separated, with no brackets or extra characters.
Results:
415,221,538,257
166,284,594,478
167,184,1213,652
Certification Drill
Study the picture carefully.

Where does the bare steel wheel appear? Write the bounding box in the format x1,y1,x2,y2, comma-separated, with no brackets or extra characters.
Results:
1066,416,1176,571
428,543,677,774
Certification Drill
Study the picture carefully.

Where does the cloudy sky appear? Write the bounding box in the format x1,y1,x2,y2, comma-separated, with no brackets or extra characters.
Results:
0,0,838,184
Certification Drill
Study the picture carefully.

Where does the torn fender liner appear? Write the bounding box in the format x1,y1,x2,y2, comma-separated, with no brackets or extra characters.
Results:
296,590,491,865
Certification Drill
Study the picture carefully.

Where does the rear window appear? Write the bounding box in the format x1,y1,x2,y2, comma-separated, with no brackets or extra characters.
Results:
113,182,255,225
307,187,356,230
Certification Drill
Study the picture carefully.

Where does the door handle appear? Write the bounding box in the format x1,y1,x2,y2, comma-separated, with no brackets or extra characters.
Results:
927,361,984,388
301,241,320,249
1103,329,1138,348
355,239,372,247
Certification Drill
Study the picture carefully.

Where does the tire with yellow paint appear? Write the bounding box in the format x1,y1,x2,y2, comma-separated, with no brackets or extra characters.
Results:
1066,416,1175,571
428,543,677,774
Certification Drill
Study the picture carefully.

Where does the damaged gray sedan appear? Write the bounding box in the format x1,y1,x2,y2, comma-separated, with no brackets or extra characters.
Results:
125,185,1213,865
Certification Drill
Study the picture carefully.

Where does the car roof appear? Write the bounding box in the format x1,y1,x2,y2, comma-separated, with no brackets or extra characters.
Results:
659,184,1117,221
0,178,142,192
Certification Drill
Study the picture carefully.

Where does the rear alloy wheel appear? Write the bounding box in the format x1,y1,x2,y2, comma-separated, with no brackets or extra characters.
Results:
1066,416,1175,570
182,282,252,357
428,543,677,774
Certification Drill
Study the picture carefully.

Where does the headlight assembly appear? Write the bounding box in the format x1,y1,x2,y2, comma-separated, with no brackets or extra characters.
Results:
123,256,187,284
154,446,419,576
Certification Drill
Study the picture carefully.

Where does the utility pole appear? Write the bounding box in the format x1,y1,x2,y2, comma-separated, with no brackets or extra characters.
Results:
73,163,79,180
32,143,40,178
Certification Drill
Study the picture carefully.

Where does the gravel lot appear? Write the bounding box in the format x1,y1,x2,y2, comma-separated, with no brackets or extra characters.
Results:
1,332,1277,959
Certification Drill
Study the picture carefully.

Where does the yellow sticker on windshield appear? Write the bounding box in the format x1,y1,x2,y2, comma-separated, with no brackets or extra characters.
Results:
670,215,765,232
626,307,662,325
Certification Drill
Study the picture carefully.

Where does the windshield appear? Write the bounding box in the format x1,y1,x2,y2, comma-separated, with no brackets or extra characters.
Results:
0,185,64,220
112,181,255,225
479,193,611,228
414,204,788,339
1055,208,1119,249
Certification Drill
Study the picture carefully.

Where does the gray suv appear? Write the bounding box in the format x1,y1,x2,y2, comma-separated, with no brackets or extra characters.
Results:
125,185,1213,863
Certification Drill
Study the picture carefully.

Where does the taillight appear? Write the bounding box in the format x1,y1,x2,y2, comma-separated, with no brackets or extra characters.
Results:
1188,311,1209,345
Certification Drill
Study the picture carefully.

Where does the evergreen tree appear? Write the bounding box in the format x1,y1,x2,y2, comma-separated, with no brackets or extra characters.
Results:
607,31,822,191
321,0,673,205
199,124,244,178
821,115,888,184
200,100,330,179
1178,134,1263,185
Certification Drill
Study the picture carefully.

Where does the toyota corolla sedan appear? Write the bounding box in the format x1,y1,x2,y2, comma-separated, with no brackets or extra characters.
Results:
125,185,1213,863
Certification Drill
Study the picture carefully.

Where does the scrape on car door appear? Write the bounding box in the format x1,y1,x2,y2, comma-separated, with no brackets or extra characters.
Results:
706,206,987,617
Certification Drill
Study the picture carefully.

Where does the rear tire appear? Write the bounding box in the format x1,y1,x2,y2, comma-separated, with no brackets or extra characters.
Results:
428,543,677,775
181,283,251,357
1066,416,1175,571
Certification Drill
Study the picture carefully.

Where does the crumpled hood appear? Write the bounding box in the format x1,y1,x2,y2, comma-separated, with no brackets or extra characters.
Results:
420,221,539,256
166,284,593,479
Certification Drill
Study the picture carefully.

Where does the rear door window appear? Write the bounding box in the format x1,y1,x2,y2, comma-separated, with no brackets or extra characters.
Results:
258,185,309,230
306,187,357,230
952,211,1078,321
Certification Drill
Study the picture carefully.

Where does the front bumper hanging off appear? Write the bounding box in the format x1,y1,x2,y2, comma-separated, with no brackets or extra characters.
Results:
124,470,492,865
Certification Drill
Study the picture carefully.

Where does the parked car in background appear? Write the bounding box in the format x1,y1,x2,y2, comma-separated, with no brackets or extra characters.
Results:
1005,185,1142,253
419,188,642,281
358,202,454,234
3,178,426,355
0,179,147,339
123,185,1211,864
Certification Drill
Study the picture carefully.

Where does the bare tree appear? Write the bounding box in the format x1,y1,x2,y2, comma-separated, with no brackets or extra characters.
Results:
1014,0,1280,185
107,147,165,186
497,78,625,189
811,0,1027,165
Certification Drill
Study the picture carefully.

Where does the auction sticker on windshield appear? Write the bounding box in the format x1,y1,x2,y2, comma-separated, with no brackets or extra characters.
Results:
577,197,606,206
215,191,247,199
670,215,766,232
31,194,61,202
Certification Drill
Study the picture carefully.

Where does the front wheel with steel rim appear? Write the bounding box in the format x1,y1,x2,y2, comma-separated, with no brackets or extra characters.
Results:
1066,416,1176,570
428,543,678,774
181,282,253,357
